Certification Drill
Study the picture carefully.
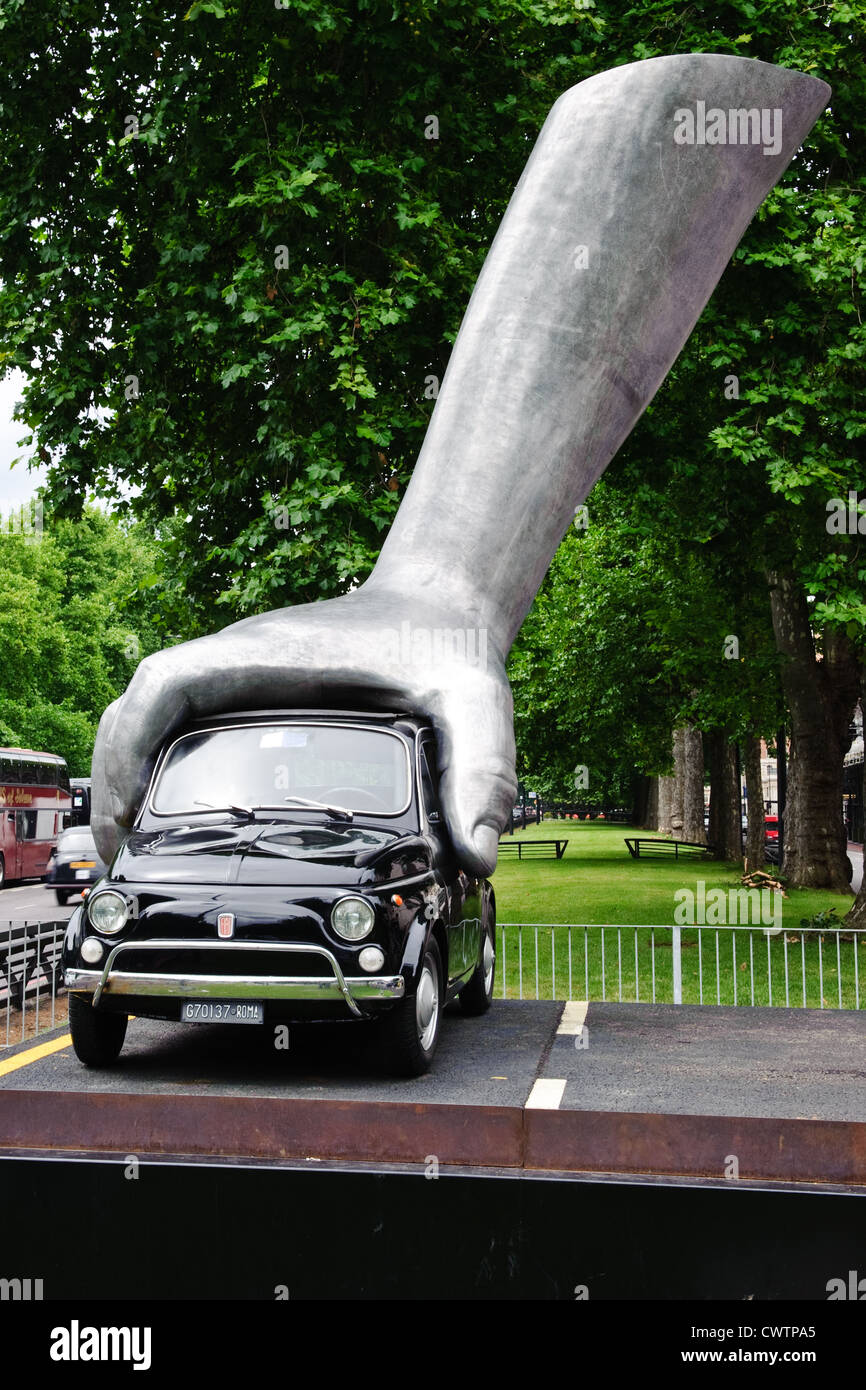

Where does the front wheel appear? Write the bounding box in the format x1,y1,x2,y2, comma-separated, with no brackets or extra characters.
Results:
68,993,128,1067
378,938,443,1077
55,889,70,906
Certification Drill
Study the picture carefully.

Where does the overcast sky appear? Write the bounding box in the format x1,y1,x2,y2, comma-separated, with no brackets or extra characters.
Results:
0,370,45,510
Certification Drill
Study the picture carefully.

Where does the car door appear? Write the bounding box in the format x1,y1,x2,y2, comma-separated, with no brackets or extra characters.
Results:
2,810,17,880
15,809,39,879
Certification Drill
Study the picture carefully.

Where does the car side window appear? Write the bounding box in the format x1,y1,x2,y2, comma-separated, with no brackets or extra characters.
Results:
419,740,441,822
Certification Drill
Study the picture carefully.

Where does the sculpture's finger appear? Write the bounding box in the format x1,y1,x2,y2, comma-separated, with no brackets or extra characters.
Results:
93,629,301,844
92,602,407,855
90,698,123,864
95,637,224,836
430,670,517,876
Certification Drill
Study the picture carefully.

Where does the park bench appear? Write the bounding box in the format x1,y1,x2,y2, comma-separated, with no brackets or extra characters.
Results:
624,837,717,860
498,839,569,859
0,921,66,1011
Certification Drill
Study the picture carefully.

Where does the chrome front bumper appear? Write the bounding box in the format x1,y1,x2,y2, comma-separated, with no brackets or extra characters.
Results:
65,938,404,1019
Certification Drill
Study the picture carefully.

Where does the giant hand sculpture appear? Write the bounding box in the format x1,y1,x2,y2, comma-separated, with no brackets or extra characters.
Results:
92,54,829,875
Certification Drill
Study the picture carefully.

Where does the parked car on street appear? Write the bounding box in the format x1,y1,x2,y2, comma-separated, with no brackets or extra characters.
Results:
45,826,107,905
63,709,496,1076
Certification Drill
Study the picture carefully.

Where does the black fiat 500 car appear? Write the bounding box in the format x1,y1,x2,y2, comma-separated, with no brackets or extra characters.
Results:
63,709,496,1075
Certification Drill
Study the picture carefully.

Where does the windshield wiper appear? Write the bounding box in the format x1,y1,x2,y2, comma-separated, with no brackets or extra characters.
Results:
283,795,354,822
194,800,257,821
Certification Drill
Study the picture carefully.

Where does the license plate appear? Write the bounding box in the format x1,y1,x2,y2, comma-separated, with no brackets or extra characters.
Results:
71,861,95,869
181,1001,263,1024
74,868,92,880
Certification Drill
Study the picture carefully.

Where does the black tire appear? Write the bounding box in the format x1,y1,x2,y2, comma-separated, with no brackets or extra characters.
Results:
68,993,128,1067
378,937,443,1077
459,906,496,1016
55,889,70,906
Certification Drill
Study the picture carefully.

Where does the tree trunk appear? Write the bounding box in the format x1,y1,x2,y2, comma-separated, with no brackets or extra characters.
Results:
631,774,652,829
671,728,685,837
657,773,675,834
682,726,706,843
845,718,865,929
706,730,741,860
847,880,866,930
743,734,765,871
767,570,861,890
644,776,659,831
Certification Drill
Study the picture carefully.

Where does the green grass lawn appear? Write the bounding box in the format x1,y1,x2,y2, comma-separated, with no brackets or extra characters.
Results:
491,820,861,1008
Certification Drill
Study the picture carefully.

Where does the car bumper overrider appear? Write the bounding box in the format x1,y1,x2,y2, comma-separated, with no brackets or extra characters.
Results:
65,938,404,1018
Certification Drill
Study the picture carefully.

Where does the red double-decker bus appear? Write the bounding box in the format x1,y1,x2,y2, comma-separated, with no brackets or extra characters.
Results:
0,747,72,889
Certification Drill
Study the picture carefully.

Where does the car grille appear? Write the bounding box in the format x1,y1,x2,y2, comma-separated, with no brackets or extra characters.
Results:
117,947,335,979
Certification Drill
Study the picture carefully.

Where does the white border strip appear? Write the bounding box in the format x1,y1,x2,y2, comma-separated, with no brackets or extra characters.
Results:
526,1078,566,1110
557,1000,589,1034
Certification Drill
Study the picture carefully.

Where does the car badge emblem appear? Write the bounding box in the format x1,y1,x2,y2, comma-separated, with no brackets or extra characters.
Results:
217,912,235,939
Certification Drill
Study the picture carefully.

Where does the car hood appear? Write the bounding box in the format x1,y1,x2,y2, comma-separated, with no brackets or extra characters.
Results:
111,821,420,887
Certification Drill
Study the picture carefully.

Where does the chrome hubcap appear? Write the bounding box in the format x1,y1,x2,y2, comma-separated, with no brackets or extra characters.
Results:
416,962,439,1051
483,932,495,994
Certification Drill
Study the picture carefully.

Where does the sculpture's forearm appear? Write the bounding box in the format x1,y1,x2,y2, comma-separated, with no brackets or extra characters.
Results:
366,55,829,653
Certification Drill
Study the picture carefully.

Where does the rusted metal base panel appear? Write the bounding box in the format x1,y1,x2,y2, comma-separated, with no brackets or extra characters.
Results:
1,1089,865,1186
524,1110,866,1186
0,1090,523,1168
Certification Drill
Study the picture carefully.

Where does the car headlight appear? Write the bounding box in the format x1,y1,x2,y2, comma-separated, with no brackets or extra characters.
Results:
86,890,131,936
331,896,375,941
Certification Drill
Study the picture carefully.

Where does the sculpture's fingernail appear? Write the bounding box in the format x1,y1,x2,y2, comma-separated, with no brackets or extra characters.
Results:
471,824,500,872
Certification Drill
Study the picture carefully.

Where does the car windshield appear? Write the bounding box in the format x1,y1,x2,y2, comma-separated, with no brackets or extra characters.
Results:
151,723,411,817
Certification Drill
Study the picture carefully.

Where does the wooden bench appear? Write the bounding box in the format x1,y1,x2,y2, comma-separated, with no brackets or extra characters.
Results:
0,921,66,1011
624,837,716,860
498,839,569,859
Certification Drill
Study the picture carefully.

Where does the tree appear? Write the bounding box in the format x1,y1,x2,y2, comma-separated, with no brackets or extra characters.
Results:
588,4,866,886
0,504,164,772
0,0,862,893
509,474,786,844
0,0,600,636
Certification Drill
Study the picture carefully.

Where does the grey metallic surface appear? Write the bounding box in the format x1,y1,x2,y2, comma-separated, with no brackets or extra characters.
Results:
91,55,829,876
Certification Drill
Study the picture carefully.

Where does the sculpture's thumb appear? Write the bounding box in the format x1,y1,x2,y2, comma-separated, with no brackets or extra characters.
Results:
431,675,517,877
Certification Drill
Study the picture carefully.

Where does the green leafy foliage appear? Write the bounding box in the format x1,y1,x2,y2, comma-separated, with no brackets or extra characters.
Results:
0,505,165,772
509,481,785,801
0,0,597,635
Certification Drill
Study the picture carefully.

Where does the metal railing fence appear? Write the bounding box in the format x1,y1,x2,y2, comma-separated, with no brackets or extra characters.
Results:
497,923,864,1010
3,920,863,1051
1,920,66,1046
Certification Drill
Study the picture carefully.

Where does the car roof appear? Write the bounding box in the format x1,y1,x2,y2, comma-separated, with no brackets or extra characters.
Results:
181,709,432,735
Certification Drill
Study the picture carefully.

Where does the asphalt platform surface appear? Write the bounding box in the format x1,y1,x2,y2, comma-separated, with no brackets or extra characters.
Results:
2,999,863,1122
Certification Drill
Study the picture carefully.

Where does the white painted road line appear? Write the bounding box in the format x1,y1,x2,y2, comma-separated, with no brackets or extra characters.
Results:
526,1078,567,1110
557,1001,589,1034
